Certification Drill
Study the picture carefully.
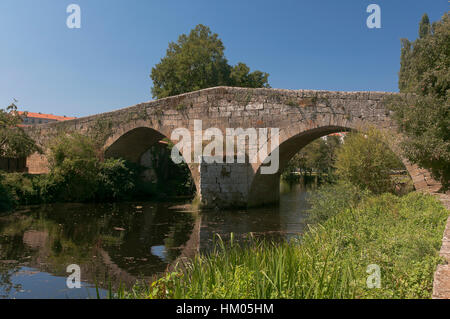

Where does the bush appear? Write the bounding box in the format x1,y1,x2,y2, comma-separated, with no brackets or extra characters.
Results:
0,174,15,212
0,172,40,205
47,133,99,202
335,127,405,194
49,158,99,202
48,133,97,168
306,181,370,224
96,158,138,201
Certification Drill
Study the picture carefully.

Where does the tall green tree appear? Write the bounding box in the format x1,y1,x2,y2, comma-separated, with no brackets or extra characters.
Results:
150,24,270,99
419,13,431,39
389,13,449,190
0,101,39,158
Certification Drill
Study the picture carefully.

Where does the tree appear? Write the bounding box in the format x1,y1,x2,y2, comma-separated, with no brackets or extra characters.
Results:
389,13,449,190
283,135,342,179
419,14,431,39
47,133,99,202
334,127,405,194
150,24,270,99
229,63,270,88
303,138,331,176
0,101,40,158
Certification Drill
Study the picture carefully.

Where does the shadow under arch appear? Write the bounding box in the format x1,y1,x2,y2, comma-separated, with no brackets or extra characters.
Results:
104,127,166,162
103,126,199,194
247,125,411,207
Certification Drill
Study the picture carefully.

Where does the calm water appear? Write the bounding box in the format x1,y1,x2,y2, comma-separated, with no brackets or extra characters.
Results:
0,181,312,299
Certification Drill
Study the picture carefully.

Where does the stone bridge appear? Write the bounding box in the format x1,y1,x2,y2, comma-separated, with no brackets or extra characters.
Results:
24,86,441,208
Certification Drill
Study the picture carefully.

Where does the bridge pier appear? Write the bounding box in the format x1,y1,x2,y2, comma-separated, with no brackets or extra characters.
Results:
198,160,254,208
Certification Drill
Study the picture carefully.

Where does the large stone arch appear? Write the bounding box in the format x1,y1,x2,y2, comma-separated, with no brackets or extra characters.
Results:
248,122,433,207
248,125,350,206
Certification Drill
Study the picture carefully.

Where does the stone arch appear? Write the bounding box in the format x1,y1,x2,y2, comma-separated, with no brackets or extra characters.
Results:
247,123,415,207
104,127,166,162
103,124,199,193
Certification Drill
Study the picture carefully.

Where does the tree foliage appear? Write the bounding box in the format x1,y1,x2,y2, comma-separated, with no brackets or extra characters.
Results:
150,24,270,99
418,14,431,39
96,158,139,201
229,62,270,88
0,174,15,211
0,101,40,158
334,127,405,194
284,135,342,178
390,13,449,189
47,133,100,202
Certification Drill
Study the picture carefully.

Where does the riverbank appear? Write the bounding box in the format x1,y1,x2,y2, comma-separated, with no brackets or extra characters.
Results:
118,191,448,299
432,192,450,299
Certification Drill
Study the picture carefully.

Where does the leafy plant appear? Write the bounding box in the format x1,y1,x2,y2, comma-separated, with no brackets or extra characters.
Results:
306,181,370,224
96,158,138,201
334,127,404,194
47,133,99,202
0,101,40,158
0,174,15,212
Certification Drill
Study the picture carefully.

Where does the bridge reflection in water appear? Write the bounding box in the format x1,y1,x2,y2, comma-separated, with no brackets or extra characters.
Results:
0,181,311,299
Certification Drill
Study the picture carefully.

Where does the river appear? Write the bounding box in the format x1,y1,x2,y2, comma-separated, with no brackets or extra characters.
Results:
0,181,313,298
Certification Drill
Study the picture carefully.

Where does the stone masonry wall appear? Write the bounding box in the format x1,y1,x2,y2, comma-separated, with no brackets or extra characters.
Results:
199,160,253,208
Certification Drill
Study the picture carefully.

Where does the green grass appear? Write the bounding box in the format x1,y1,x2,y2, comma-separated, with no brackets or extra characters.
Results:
116,191,448,299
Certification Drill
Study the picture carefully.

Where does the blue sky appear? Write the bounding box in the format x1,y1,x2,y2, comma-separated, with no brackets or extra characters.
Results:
0,0,448,117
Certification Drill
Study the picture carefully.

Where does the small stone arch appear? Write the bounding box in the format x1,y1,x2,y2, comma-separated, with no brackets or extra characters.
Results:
103,124,199,194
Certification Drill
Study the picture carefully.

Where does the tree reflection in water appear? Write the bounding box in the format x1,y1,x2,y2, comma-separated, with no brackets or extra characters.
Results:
0,182,311,298
0,202,197,297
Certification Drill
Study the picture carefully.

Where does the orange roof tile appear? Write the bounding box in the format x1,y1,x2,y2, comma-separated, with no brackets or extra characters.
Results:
18,111,76,121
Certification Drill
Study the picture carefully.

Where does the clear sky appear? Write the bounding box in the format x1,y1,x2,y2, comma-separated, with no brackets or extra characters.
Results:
0,0,448,117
